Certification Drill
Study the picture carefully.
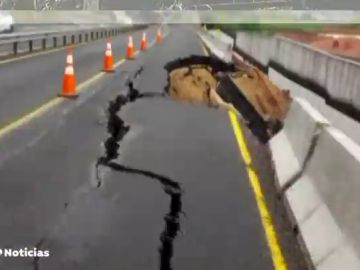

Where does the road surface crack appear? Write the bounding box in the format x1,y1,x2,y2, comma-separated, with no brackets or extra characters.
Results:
32,238,45,270
96,67,183,270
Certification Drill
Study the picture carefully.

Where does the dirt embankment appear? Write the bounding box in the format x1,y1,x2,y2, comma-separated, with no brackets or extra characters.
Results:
284,32,360,61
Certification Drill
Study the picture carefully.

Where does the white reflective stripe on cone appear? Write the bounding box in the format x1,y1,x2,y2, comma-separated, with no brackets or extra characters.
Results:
65,65,74,75
66,54,73,65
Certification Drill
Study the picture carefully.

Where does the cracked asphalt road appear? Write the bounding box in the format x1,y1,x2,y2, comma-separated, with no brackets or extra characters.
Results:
0,26,306,270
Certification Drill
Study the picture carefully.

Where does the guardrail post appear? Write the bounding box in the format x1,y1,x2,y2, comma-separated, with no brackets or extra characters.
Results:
96,32,99,39
63,36,67,46
53,37,57,48
29,40,33,52
42,38,46,50
13,42,18,55
85,33,88,42
79,34,82,43
71,35,75,45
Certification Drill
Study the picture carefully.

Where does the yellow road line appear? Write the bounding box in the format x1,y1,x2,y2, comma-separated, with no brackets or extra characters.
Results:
0,98,62,138
0,58,124,139
198,35,287,270
0,35,161,139
228,110,288,270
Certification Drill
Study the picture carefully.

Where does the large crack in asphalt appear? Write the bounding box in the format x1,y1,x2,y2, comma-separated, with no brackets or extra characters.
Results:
96,67,183,270
32,238,45,270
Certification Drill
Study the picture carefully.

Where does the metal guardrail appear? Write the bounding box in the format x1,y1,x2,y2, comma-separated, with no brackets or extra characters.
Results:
0,25,131,57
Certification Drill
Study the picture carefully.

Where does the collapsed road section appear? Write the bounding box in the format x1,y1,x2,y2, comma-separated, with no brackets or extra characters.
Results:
164,55,291,143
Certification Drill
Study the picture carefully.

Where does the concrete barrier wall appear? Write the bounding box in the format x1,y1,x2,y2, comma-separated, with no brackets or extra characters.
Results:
235,32,274,67
270,97,360,269
233,30,360,270
235,32,360,118
270,98,329,189
307,127,360,254
285,125,360,269
269,68,360,146
208,30,234,49
198,29,234,63
234,31,360,144
204,30,360,269
272,36,360,108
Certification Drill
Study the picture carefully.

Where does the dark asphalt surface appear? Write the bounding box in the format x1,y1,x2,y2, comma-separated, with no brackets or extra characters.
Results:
0,25,157,128
0,26,306,270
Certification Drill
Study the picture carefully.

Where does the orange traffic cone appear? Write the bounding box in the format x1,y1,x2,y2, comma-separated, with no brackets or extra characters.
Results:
103,40,114,72
60,47,77,98
140,32,147,51
127,35,135,59
156,29,162,43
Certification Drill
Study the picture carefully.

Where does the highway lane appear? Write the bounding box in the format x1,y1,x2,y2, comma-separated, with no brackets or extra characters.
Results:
0,26,305,269
0,25,159,129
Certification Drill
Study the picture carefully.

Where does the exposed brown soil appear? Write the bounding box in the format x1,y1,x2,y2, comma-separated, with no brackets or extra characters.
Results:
167,60,291,124
231,65,291,122
284,32,360,60
168,66,233,111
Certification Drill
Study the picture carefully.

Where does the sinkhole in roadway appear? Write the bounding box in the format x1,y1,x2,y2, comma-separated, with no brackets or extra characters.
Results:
163,55,289,143
164,55,235,110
